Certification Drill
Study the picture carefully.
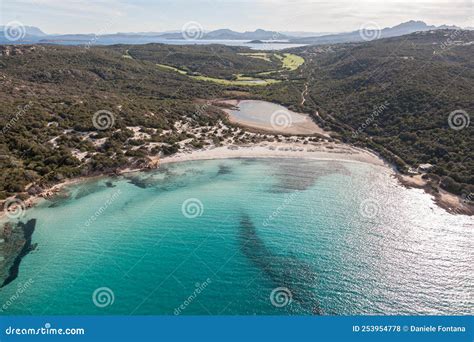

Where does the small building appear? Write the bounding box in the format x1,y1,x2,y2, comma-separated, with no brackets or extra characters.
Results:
418,163,433,173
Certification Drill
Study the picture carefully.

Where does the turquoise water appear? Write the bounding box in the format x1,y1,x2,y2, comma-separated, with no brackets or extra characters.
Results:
0,158,472,315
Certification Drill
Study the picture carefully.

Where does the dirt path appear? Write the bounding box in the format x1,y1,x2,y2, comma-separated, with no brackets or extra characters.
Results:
301,82,309,106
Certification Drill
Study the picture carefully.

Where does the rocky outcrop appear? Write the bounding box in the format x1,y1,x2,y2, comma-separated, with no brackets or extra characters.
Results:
0,219,37,287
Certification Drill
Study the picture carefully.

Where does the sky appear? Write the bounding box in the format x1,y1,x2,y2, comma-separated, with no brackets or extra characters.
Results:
0,0,473,34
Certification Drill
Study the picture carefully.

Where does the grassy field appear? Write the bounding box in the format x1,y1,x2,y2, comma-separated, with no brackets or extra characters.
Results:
281,53,305,70
121,49,134,60
255,53,306,76
157,64,281,86
156,64,188,75
239,52,305,71
191,74,280,86
156,52,304,86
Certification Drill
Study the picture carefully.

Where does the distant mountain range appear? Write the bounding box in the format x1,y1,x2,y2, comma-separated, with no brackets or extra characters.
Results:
0,21,468,46
291,20,463,44
0,25,47,37
0,27,293,45
157,28,292,40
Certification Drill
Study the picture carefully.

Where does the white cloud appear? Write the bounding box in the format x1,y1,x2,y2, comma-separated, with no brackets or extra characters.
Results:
1,0,472,34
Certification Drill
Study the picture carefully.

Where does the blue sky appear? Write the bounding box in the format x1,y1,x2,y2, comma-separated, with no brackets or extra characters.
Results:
1,0,472,34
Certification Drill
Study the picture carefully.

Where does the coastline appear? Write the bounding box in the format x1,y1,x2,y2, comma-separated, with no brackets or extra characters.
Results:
0,176,104,222
157,141,385,167
396,174,474,216
156,143,473,216
1,141,472,219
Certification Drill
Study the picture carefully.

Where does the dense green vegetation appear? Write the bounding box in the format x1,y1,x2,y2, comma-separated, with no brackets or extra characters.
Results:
119,44,284,79
0,44,225,198
280,53,305,71
153,50,305,85
0,30,472,201
157,63,281,86
257,30,474,196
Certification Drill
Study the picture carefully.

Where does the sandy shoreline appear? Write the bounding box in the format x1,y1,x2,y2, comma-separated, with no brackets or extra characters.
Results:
397,174,474,215
219,99,328,136
156,142,385,167
157,143,472,215
0,141,383,220
0,176,104,221
1,141,472,219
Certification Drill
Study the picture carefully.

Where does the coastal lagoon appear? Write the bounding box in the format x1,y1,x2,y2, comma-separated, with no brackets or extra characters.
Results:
223,100,326,135
52,38,307,50
0,158,472,315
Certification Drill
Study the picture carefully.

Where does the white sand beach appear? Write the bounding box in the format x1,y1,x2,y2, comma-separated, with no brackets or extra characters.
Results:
3,141,471,219
158,141,386,167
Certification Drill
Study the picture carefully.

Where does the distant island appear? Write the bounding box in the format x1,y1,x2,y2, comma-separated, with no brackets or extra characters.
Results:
247,40,293,44
0,20,470,45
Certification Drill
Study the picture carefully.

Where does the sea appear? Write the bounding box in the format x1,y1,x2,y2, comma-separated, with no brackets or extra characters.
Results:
0,158,472,315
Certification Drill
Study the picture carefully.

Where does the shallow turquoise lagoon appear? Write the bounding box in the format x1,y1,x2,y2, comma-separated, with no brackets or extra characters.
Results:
0,158,472,315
